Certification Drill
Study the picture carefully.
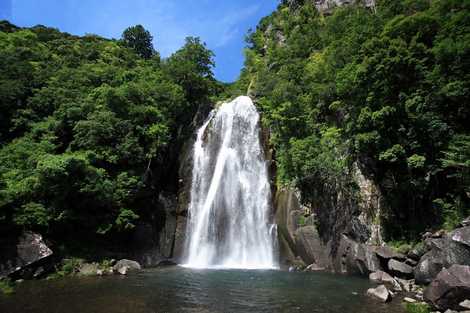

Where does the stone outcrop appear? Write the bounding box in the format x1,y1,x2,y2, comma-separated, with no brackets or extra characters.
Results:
295,226,328,267
388,259,414,279
424,265,470,310
172,103,214,263
313,0,376,14
275,161,385,274
0,232,53,280
415,226,470,284
129,193,177,267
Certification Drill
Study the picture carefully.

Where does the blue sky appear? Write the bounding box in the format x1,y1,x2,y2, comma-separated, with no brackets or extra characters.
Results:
3,0,278,82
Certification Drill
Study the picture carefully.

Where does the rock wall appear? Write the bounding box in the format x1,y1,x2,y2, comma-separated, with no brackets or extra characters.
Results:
274,162,386,273
313,0,376,14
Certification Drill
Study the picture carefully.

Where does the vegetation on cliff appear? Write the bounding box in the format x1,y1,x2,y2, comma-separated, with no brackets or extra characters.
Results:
236,0,469,240
0,21,219,250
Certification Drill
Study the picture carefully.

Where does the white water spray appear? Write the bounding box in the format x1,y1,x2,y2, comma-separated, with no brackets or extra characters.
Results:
183,96,278,269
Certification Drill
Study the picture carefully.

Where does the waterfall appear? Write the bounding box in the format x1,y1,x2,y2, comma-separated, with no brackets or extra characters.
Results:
182,96,278,269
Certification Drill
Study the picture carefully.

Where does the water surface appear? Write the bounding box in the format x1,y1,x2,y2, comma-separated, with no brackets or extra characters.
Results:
0,267,405,313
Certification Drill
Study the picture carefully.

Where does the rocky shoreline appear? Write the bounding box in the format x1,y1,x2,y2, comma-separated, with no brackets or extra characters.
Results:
284,216,470,313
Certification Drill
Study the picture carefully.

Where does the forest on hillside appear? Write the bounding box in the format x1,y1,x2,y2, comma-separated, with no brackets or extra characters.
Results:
231,0,470,240
0,21,221,252
0,0,469,253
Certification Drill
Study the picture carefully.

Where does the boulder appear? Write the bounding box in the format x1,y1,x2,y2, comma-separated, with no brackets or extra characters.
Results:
396,278,415,292
367,284,392,303
405,258,419,267
369,270,394,284
0,232,54,280
388,259,414,278
415,234,470,284
294,226,327,267
408,244,428,261
424,265,470,310
275,188,304,267
333,236,381,275
375,246,406,261
451,227,470,248
460,300,470,310
113,259,141,275
460,217,470,228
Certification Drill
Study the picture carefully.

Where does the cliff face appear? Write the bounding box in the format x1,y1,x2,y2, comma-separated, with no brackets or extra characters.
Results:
313,0,375,13
274,162,386,273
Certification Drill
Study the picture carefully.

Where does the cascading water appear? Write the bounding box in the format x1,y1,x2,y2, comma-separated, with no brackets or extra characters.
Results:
182,96,278,269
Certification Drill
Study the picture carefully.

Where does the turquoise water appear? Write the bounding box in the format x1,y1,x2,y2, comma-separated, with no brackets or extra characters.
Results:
0,267,405,313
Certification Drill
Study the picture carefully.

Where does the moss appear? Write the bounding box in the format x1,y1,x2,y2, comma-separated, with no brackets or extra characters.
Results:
404,302,431,313
0,279,15,295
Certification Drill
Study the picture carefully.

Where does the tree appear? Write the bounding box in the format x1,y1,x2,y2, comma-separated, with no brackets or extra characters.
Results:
164,37,215,104
121,25,154,59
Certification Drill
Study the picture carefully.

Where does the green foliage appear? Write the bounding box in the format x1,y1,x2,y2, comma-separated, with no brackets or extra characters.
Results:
404,302,431,313
115,208,139,231
243,0,470,240
0,23,220,244
121,25,155,59
0,279,14,295
388,240,413,255
48,258,84,279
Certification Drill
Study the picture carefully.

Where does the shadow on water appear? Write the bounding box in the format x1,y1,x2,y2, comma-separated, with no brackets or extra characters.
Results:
0,267,405,313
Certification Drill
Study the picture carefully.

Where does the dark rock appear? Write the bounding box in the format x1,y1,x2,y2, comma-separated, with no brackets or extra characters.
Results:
388,259,414,278
333,236,381,275
460,217,470,228
396,278,415,292
172,216,187,263
157,193,178,258
367,284,392,303
155,259,177,267
424,265,470,310
450,226,470,248
415,235,470,284
408,244,428,261
405,258,418,267
375,246,406,261
275,188,304,267
422,232,433,240
130,223,163,268
294,226,327,267
0,232,54,280
369,270,394,284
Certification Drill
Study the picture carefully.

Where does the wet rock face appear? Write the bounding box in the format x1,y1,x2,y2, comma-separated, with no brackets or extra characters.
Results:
0,232,53,279
274,188,304,267
173,102,214,263
424,265,470,310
